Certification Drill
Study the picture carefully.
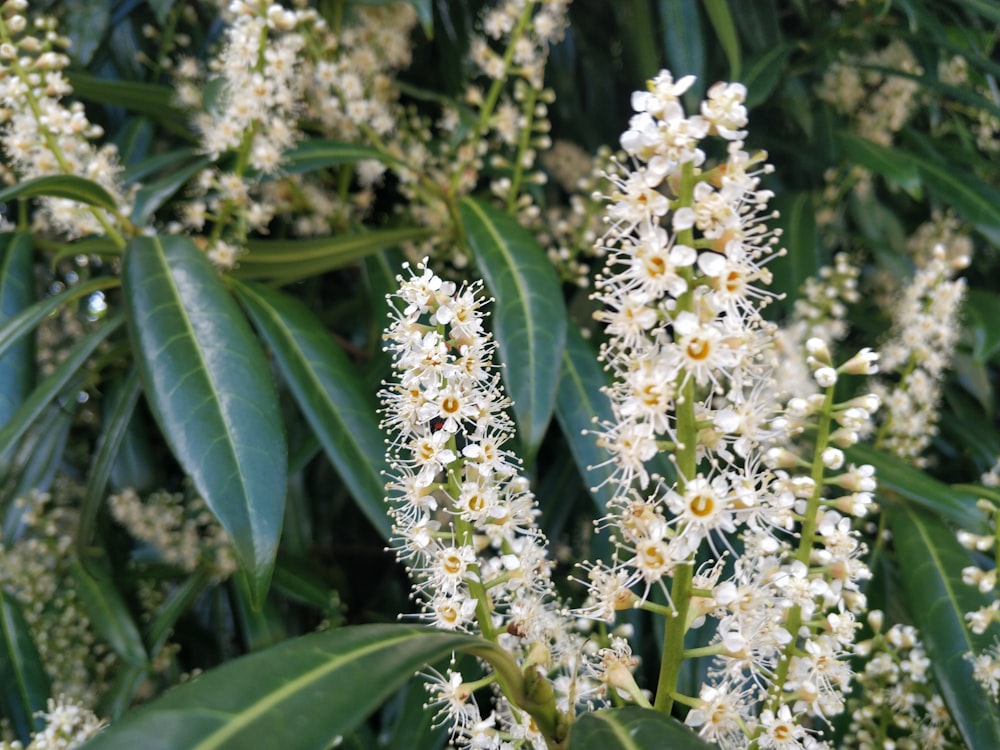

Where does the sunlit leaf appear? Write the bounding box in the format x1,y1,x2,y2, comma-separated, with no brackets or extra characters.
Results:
80,625,506,750
123,235,286,607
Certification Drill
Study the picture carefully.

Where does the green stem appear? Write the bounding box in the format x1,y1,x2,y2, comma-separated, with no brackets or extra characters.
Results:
505,84,538,212
449,0,535,196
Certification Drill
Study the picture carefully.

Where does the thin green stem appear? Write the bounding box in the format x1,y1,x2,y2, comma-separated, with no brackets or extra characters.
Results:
505,84,538,212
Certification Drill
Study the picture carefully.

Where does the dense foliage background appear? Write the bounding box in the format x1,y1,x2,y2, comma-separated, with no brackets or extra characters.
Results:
0,0,999,748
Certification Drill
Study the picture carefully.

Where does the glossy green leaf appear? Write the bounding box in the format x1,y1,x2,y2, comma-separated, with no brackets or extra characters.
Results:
69,560,148,668
233,280,391,538
847,444,988,534
231,574,288,652
965,289,1000,363
0,592,50,743
279,139,398,174
0,316,123,473
0,175,118,212
131,156,213,225
459,197,567,461
838,134,922,197
77,369,142,558
3,406,71,540
408,0,433,39
888,506,1000,750
236,227,433,284
555,325,616,513
123,235,286,607
568,706,715,750
703,0,741,79
80,625,505,750
660,0,705,100
122,148,201,185
272,560,343,621
0,233,34,429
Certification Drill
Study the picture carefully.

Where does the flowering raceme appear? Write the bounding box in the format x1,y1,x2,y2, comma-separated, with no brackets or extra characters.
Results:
581,70,881,748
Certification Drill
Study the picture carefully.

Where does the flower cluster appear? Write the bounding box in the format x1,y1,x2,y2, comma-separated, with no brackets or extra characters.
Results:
380,260,580,748
0,696,104,750
0,3,128,239
872,245,967,465
846,613,963,749
580,70,880,748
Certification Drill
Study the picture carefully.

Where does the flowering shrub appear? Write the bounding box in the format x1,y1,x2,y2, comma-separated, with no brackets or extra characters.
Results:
0,1,998,749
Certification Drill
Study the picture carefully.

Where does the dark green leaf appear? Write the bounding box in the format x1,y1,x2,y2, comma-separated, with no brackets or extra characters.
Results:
272,560,343,621
660,0,704,102
236,227,434,284
743,43,794,108
0,316,123,473
408,0,433,39
0,233,34,430
98,569,212,719
280,140,397,174
568,706,715,749
772,191,820,309
148,0,177,24
80,625,504,750
908,150,1000,234
231,574,287,652
0,592,50,743
63,0,110,66
123,235,286,607
68,560,148,668
847,444,988,534
232,280,391,539
77,369,142,558
131,156,213,225
122,148,201,186
459,197,567,462
703,0,741,79
964,289,1000,364
3,406,71,540
68,73,187,128
555,325,616,513
0,175,118,212
838,134,922,197
888,506,1000,750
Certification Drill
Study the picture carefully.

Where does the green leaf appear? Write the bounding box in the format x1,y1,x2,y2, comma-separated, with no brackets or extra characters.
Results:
0,175,118,212
233,281,391,538
965,289,1000,364
123,235,286,607
408,0,433,39
271,559,343,621
660,0,705,101
743,43,794,108
98,569,211,719
68,560,148,668
0,276,121,368
131,156,214,225
0,233,34,429
3,406,71,540
771,191,820,309
122,148,201,185
231,574,288,652
459,197,567,461
555,325,616,513
67,73,187,128
80,625,504,750
847,444,988,534
0,316,123,473
702,0,741,79
236,227,434,284
0,592,50,743
77,369,142,558
148,0,177,24
63,0,110,66
838,134,922,197
279,139,397,174
908,150,1000,235
568,706,715,749
888,506,1000,750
